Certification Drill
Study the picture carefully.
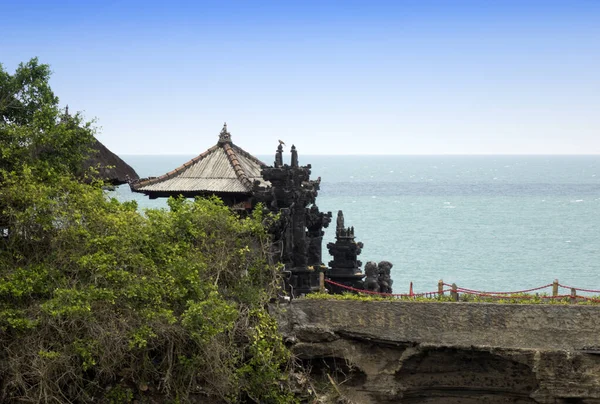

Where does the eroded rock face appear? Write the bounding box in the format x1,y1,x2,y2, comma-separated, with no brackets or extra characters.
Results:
395,347,538,403
273,300,600,403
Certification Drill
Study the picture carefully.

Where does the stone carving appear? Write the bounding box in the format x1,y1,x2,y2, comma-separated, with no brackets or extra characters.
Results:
305,205,332,266
274,143,283,167
253,144,330,296
364,261,380,292
336,210,344,233
326,210,366,293
335,210,355,239
254,143,394,297
291,144,299,167
377,260,394,294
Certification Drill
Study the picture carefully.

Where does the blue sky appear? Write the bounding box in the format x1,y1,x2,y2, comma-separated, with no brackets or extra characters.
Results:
2,0,599,155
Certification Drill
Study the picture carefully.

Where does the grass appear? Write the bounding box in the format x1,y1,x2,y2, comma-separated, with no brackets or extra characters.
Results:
304,291,600,305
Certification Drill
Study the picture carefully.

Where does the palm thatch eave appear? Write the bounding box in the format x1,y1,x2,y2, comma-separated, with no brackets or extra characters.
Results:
83,138,139,186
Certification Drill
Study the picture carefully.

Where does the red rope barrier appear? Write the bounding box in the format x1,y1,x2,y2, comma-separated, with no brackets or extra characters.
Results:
324,279,451,298
557,284,600,294
442,282,600,296
459,292,535,299
442,282,553,295
456,293,575,300
323,279,600,303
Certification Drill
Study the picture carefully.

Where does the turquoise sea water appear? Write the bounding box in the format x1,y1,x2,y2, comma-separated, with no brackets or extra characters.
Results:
112,155,600,295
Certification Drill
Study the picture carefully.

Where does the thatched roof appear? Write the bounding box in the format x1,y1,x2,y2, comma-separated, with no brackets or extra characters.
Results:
84,138,139,186
130,124,266,199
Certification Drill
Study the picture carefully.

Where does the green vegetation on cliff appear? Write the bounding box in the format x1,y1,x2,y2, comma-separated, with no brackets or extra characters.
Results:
306,291,600,305
0,59,295,403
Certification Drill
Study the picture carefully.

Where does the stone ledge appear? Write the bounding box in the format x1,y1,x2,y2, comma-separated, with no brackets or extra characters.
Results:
273,300,600,403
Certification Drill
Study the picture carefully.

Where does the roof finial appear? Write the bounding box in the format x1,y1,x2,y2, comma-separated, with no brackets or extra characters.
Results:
275,143,283,167
218,122,232,144
291,144,298,167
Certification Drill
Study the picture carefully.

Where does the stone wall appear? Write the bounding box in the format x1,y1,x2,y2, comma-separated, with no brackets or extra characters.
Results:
273,300,600,403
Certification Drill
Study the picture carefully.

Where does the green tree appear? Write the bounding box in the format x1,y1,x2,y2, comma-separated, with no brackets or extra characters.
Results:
0,59,296,403
0,57,94,183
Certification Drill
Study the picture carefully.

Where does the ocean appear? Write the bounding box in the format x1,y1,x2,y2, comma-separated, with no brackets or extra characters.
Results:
111,155,600,295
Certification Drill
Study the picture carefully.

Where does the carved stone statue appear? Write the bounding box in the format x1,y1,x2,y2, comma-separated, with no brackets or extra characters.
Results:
305,205,332,266
336,210,344,233
306,205,331,237
364,261,380,292
377,261,394,294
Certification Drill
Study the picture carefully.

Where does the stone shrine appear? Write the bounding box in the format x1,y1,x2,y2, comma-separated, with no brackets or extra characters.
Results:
254,144,330,296
326,210,368,293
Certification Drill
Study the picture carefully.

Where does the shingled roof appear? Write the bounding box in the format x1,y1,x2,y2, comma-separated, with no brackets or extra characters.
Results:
130,124,267,199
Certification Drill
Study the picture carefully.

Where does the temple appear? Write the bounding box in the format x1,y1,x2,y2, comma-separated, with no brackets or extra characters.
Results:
130,124,393,297
130,124,268,209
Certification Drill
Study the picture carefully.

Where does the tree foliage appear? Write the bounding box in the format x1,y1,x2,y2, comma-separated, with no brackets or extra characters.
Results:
0,59,295,403
0,58,94,184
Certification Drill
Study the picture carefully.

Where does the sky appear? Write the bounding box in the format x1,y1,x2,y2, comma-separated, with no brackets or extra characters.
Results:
1,0,599,155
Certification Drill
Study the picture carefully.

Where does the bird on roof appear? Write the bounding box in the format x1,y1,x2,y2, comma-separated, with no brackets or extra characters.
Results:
278,139,286,146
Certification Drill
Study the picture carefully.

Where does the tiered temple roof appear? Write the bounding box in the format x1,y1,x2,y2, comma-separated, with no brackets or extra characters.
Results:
130,124,267,202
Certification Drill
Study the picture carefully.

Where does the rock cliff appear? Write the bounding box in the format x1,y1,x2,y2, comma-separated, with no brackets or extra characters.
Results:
273,300,600,403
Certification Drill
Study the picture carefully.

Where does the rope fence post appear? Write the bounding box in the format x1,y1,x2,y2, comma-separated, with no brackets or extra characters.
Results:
451,283,459,301
570,288,577,304
319,271,325,293
552,279,558,297
438,279,444,296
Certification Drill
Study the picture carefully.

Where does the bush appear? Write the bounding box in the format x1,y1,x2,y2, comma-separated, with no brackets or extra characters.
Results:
0,174,295,403
0,58,296,403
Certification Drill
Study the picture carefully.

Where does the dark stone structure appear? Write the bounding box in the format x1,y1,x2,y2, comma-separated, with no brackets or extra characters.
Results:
364,261,380,292
377,260,394,293
325,210,367,293
305,205,332,267
255,145,394,297
256,146,393,297
254,144,330,296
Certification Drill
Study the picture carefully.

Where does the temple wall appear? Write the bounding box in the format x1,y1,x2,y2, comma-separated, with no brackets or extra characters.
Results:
273,300,600,403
